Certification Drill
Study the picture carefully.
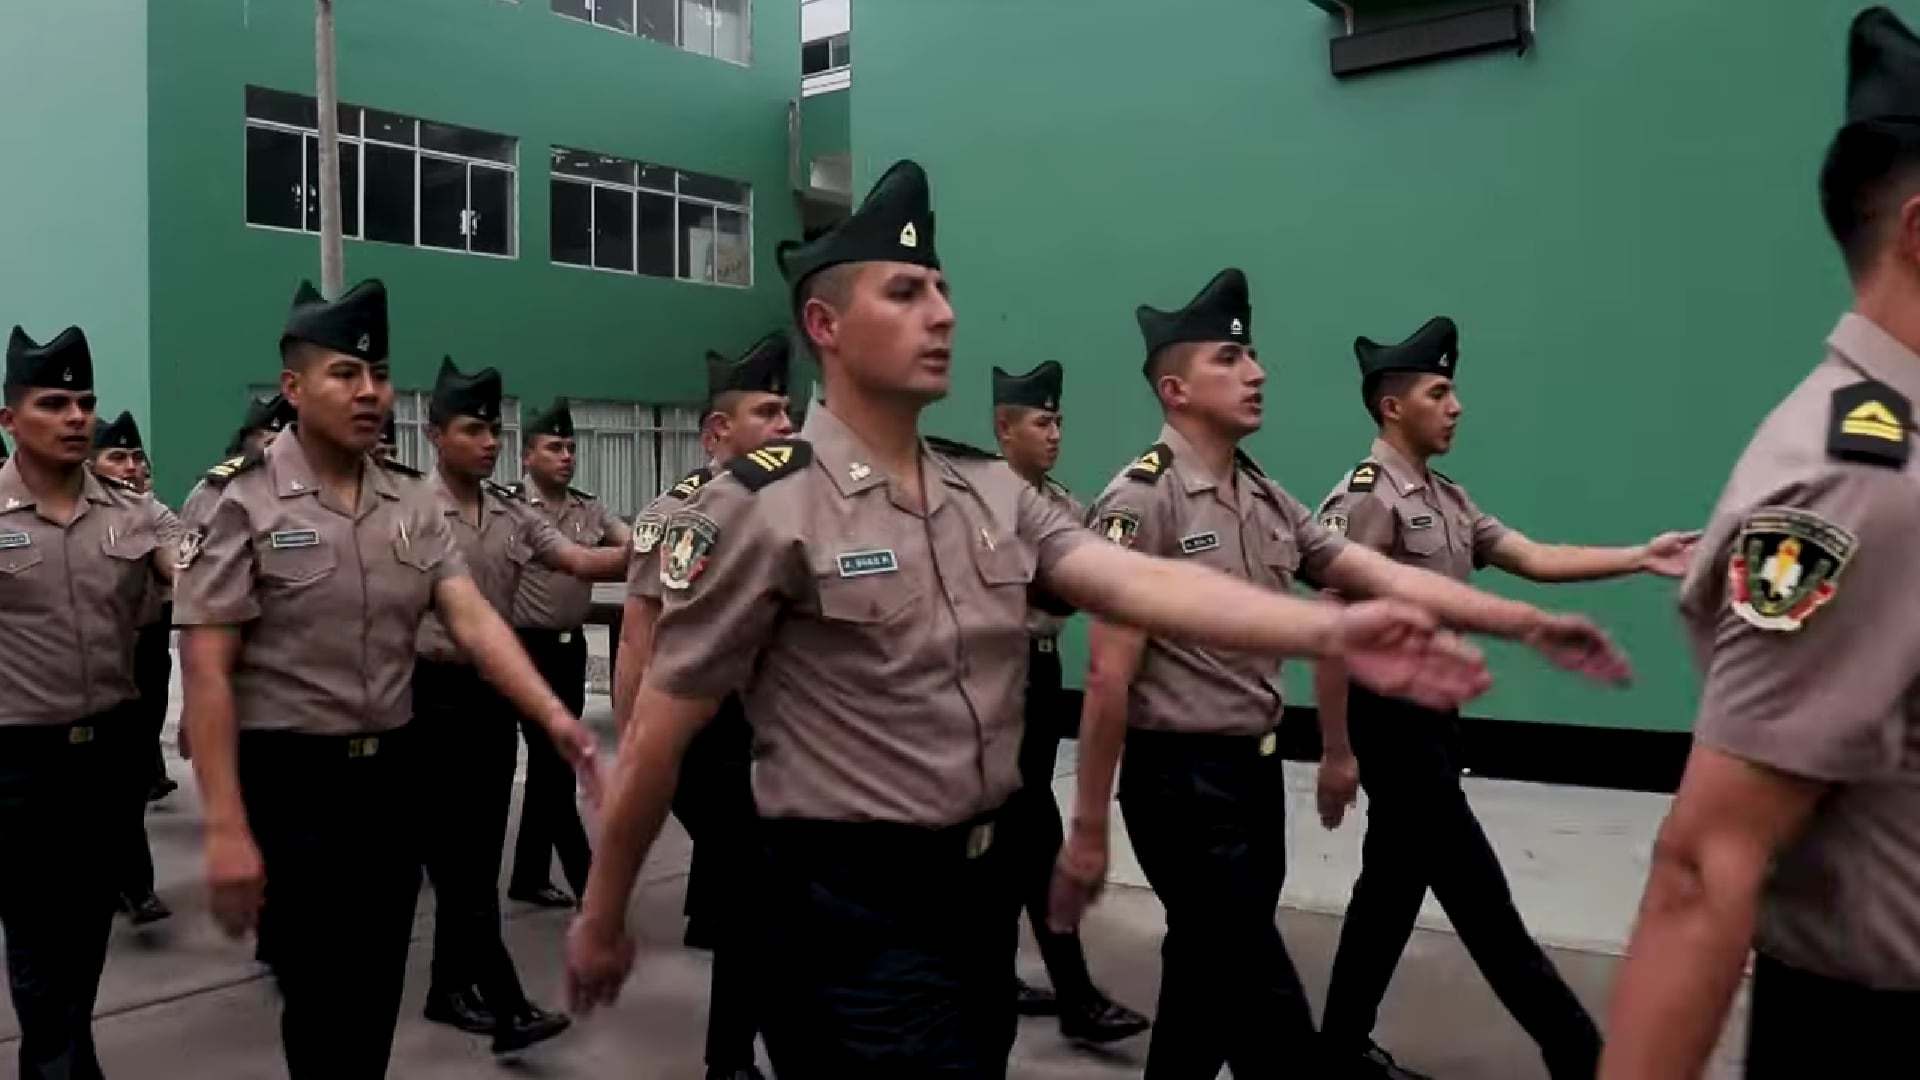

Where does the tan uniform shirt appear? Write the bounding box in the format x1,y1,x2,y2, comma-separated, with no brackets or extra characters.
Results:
138,499,183,627
646,407,1097,826
626,465,714,604
171,432,466,735
1027,475,1083,643
509,477,624,629
416,474,568,662
1087,424,1347,737
1681,314,1920,990
0,464,170,726
179,479,221,533
1315,438,1508,582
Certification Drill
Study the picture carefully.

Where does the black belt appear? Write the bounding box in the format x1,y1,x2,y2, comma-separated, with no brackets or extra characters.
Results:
1030,636,1058,655
0,699,140,749
1127,726,1281,760
515,626,585,645
761,808,1005,865
239,724,412,762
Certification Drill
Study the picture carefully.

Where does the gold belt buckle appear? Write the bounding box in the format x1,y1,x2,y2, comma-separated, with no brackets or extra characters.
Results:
347,736,381,759
559,631,573,644
966,822,995,860
68,725,94,745
1036,638,1056,654
1258,732,1278,758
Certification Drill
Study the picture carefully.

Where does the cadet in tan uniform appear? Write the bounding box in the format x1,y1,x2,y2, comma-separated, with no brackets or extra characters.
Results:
179,394,294,530
611,331,792,1080
1311,317,1695,1080
507,397,631,909
986,360,1149,1045
570,160,1502,1078
413,357,627,1053
89,411,179,926
1604,10,1920,1077
0,325,175,1080
175,280,601,1079
1052,268,1634,1080
372,412,398,463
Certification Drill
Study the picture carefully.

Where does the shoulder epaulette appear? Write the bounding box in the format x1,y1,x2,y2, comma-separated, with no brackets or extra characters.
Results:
567,485,596,501
1829,380,1911,469
204,448,264,487
485,480,524,502
724,438,813,492
1346,460,1380,494
1430,467,1455,484
374,456,423,478
1043,476,1073,500
94,472,137,494
1124,443,1173,484
1233,448,1266,478
925,435,1001,461
667,465,714,501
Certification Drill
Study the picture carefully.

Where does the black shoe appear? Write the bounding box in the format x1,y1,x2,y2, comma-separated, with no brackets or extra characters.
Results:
424,986,496,1035
122,892,172,926
705,1068,767,1080
491,1004,571,1054
508,884,576,909
1015,977,1059,1016
1059,994,1151,1045
684,916,717,952
1346,1042,1437,1080
147,777,178,803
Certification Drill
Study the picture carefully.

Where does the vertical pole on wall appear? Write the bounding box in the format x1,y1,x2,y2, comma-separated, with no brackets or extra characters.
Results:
316,0,346,298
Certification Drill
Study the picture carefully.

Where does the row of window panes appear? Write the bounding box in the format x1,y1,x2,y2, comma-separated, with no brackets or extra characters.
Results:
801,32,850,76
550,0,750,65
549,148,751,287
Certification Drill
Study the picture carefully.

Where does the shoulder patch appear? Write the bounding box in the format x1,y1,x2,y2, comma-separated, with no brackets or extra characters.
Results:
925,435,1001,461
668,466,714,501
1347,461,1380,493
1094,506,1142,548
1829,381,1911,469
374,456,423,478
724,438,813,492
1125,443,1173,484
1319,511,1350,537
1728,506,1859,632
204,449,264,487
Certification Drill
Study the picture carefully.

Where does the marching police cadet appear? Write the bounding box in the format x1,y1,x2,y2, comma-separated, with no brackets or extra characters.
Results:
0,325,175,1079
1052,268,1635,1080
609,331,792,1080
174,279,603,1078
89,410,179,925
987,359,1150,1045
1309,317,1695,1080
413,357,628,1052
569,159,1501,1078
506,396,631,909
1604,9,1920,1077
180,394,295,530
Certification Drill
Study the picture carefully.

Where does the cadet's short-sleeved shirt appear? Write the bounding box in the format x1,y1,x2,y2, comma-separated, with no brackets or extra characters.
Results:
1681,313,1920,989
138,498,184,627
626,465,714,604
172,431,465,735
179,479,222,533
1087,424,1348,737
0,463,170,726
1028,476,1083,640
416,474,568,661
645,407,1097,826
1316,438,1508,583
509,477,625,629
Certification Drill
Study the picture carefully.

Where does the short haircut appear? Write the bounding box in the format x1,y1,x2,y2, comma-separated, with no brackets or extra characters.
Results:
793,263,859,342
705,389,749,421
1142,342,1196,389
1362,370,1425,426
2,383,23,408
1820,123,1920,278
280,339,324,370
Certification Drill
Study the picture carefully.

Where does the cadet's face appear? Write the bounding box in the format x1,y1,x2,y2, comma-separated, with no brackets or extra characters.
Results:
524,434,575,486
283,352,393,455
371,440,397,462
432,416,501,480
1,388,97,466
1164,342,1265,437
1389,374,1462,456
712,392,793,457
810,263,955,403
997,407,1061,474
93,448,149,490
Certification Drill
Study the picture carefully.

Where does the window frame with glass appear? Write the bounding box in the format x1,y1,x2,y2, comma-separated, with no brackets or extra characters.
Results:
549,147,753,288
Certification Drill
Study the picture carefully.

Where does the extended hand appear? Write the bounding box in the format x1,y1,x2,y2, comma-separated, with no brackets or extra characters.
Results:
547,712,606,809
1317,753,1360,830
1639,530,1702,579
1525,613,1632,685
1048,828,1109,934
1335,600,1492,711
206,825,266,940
566,913,637,1014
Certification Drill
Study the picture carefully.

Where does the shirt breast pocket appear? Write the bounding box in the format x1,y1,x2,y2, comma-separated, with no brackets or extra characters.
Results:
1260,530,1302,589
258,537,338,591
813,554,920,628
0,542,44,584
506,532,536,567
1397,508,1450,561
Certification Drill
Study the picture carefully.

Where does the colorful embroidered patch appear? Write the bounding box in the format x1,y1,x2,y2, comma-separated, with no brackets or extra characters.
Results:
1727,507,1858,632
1095,508,1141,549
632,515,665,555
659,512,719,591
1319,512,1349,537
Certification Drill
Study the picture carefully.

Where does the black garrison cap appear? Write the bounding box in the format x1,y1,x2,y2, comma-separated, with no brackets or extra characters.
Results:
6,326,93,393
1847,7,1920,129
429,356,503,424
280,279,389,364
1136,269,1253,371
992,361,1064,411
244,394,296,436
776,160,939,300
93,410,143,451
526,397,575,440
1356,317,1460,385
706,331,792,403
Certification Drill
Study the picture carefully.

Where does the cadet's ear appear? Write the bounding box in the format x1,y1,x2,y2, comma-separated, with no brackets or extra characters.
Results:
1896,188,1920,273
278,368,299,407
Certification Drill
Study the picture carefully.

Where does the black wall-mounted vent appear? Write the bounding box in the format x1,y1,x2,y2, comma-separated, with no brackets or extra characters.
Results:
1329,2,1532,80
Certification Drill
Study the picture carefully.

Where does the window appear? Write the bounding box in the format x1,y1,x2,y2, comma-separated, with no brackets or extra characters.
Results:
552,0,749,64
245,86,518,258
802,32,849,76
551,148,752,287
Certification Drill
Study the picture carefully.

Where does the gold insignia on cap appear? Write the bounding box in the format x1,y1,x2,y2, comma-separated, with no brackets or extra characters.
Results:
899,222,919,248
1229,318,1244,337
356,333,372,353
61,368,72,384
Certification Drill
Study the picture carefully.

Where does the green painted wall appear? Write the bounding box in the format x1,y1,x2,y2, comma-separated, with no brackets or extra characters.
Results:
0,0,152,423
147,0,802,499
853,0,1885,732
802,86,850,163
